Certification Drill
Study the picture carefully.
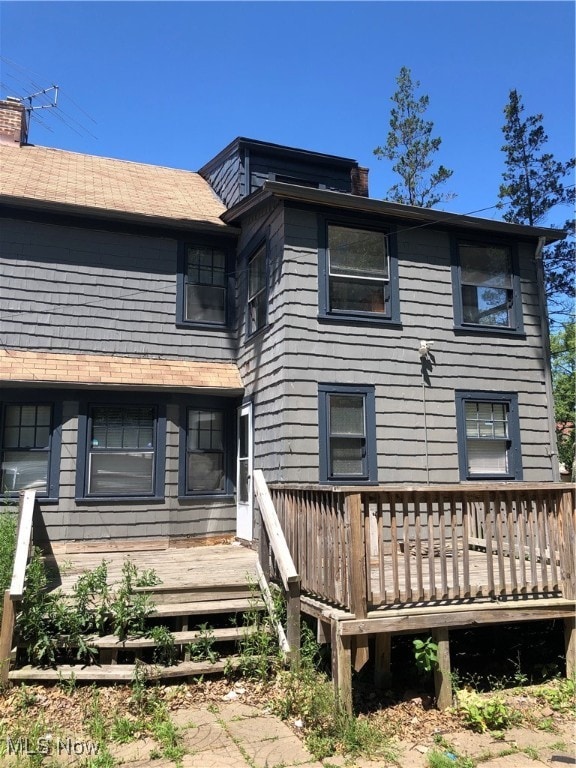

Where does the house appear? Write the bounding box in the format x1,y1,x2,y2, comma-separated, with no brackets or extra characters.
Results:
0,97,566,550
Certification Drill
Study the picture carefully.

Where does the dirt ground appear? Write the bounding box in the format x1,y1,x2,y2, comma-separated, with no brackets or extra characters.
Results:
0,676,574,767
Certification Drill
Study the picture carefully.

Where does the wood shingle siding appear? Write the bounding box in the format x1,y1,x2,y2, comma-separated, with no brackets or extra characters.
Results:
1,219,236,361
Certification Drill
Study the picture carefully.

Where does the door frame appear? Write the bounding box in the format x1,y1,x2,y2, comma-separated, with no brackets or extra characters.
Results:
236,401,253,541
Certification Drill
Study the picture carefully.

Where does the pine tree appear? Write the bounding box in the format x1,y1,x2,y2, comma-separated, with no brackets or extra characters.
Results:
498,89,575,302
374,66,454,208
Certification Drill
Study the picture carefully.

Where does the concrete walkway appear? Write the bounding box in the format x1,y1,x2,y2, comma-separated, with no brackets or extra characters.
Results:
111,697,575,768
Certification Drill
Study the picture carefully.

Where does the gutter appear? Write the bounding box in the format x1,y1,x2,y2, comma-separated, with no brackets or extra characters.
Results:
535,236,560,482
222,182,566,243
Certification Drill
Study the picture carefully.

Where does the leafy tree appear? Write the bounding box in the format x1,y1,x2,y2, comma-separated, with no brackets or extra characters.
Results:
374,66,454,208
550,320,575,476
498,89,575,302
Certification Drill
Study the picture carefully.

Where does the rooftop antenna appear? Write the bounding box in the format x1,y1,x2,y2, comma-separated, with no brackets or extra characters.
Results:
10,85,59,141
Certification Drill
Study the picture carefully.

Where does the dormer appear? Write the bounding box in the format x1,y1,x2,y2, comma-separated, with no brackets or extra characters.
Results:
199,137,368,208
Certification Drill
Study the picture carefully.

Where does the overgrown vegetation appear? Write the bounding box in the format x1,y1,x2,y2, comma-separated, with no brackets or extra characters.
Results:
0,507,17,623
16,550,167,667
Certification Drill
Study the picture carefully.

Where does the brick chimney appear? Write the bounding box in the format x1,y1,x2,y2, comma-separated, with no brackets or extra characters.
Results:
351,166,369,197
0,98,28,146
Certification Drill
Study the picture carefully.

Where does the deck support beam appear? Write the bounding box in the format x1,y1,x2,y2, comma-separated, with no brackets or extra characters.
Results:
331,620,352,715
0,590,15,685
432,627,452,710
374,632,392,689
565,616,575,679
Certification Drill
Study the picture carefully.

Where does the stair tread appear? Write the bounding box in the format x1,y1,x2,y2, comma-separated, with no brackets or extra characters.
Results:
153,597,264,617
9,657,241,681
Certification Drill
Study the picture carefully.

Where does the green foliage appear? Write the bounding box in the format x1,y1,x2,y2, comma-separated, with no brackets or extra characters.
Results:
234,581,282,680
535,676,575,713
186,622,219,664
149,625,178,666
16,551,161,667
551,320,575,474
374,66,454,208
427,748,476,768
498,89,575,302
149,702,185,763
413,636,438,674
0,509,17,622
456,690,520,733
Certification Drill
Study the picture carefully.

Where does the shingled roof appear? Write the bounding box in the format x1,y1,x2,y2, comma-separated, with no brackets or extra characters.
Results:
0,349,243,393
0,144,229,229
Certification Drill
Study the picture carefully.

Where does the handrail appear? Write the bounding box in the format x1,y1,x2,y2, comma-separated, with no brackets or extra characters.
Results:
0,489,36,683
253,469,300,668
10,489,36,599
254,470,298,590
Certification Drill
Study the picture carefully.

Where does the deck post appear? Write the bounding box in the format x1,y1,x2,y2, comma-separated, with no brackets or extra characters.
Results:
0,589,15,685
558,488,575,599
374,632,392,689
287,580,301,670
331,619,352,715
346,492,369,671
432,627,452,710
565,616,575,679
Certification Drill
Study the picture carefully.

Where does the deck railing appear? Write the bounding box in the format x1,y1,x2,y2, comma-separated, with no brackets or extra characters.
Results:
0,489,36,683
268,483,575,618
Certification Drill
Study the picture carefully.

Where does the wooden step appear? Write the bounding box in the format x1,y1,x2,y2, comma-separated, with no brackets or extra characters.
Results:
152,597,264,618
15,625,263,651
133,583,255,603
9,657,242,682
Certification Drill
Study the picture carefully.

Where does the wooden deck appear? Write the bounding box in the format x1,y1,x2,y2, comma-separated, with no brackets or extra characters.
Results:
44,543,259,596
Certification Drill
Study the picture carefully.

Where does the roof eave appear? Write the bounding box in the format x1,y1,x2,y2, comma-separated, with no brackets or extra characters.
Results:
0,195,239,236
223,182,566,243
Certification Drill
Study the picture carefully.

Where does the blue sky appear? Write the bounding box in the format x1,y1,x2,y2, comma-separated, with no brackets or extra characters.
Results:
1,1,574,223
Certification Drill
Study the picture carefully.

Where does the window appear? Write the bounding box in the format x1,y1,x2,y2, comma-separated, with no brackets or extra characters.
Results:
185,409,225,494
318,384,377,483
452,240,523,333
85,405,160,496
319,220,400,324
247,244,267,336
177,242,230,327
0,403,59,496
455,392,522,480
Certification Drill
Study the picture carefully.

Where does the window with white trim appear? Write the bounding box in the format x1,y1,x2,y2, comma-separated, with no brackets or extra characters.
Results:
455,392,522,480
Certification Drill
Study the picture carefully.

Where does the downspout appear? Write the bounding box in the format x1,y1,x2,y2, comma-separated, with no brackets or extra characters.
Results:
534,236,560,481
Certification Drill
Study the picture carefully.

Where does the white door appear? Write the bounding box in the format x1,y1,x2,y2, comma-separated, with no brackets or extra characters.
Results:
236,402,253,541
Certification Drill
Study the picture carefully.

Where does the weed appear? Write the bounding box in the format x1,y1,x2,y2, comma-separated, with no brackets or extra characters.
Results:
187,622,219,664
57,670,77,693
149,703,185,763
414,636,439,674
0,508,17,622
427,749,476,768
110,715,142,744
149,625,178,666
535,676,575,712
456,690,520,733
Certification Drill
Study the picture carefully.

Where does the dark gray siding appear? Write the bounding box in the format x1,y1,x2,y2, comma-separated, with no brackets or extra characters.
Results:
249,152,353,194
201,148,242,208
247,206,554,485
14,394,236,544
1,218,235,362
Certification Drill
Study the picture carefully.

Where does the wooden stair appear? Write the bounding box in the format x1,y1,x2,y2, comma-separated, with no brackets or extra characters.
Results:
8,583,268,683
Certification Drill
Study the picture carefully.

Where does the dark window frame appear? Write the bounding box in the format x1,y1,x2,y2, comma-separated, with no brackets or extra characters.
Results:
318,215,400,326
451,235,524,336
178,399,236,498
242,233,269,340
455,391,523,481
0,394,62,501
76,397,166,501
176,237,234,329
318,384,378,484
